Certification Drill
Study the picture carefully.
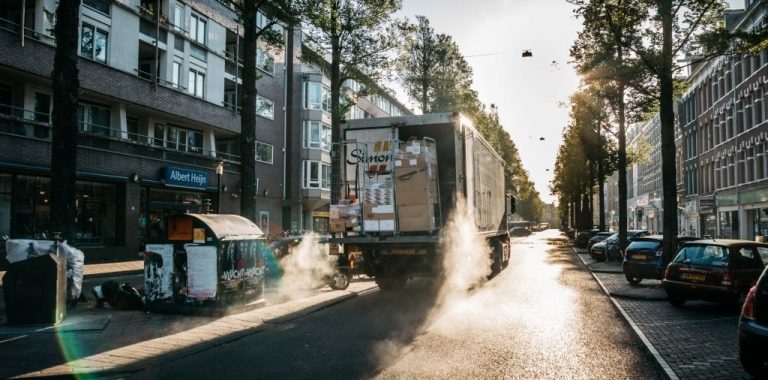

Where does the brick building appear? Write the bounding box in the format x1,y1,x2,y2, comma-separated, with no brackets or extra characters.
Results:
0,0,409,263
677,0,768,239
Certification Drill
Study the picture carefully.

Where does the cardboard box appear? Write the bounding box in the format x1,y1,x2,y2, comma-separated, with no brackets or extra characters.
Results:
363,220,380,232
330,219,346,232
397,205,435,231
379,219,395,231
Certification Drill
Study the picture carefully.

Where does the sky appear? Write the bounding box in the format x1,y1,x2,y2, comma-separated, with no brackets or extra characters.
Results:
396,0,745,205
396,0,582,205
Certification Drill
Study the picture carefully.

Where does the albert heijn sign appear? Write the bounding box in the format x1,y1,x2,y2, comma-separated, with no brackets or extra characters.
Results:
163,166,208,190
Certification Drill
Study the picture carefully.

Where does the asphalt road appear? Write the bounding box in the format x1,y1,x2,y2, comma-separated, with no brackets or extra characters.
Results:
135,229,665,379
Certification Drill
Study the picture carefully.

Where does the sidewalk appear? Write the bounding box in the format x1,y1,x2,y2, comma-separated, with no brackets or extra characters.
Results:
574,249,667,301
0,268,377,378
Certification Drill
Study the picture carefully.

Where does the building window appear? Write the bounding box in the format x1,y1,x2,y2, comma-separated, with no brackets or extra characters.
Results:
81,23,108,63
256,47,274,75
153,123,165,146
256,96,274,119
171,61,181,88
77,102,111,136
166,125,203,153
259,211,270,235
255,141,274,164
188,68,205,98
173,5,184,32
190,44,207,61
304,82,330,112
190,13,206,45
303,121,331,151
83,0,110,15
256,11,269,29
303,160,330,189
127,117,140,141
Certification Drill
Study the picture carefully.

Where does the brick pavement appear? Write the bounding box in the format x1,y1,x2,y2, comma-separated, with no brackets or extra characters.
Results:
574,244,750,379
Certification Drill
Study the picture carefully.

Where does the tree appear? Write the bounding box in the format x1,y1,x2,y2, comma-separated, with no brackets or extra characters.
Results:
302,0,403,203
50,0,81,242
571,0,730,265
227,0,300,222
397,15,436,113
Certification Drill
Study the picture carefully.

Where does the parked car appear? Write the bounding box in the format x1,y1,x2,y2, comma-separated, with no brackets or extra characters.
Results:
510,227,531,237
575,229,600,248
739,265,768,377
588,232,614,250
590,234,617,260
622,235,699,284
662,240,768,308
538,223,550,230
604,229,650,258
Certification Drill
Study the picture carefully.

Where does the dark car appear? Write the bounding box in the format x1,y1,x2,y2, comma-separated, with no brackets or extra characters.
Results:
604,230,650,258
662,240,768,307
590,234,617,260
739,265,768,377
510,227,531,237
575,229,600,248
588,232,614,250
622,235,699,284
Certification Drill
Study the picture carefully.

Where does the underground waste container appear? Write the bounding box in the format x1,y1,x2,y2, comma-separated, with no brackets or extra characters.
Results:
3,253,67,325
143,213,269,315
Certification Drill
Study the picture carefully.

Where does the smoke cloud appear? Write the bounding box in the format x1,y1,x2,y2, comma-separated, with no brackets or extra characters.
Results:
435,195,492,307
275,233,336,301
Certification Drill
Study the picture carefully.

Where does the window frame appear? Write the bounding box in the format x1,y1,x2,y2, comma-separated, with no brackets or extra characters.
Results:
189,13,207,45
80,22,109,63
256,95,274,119
188,68,205,98
255,141,274,164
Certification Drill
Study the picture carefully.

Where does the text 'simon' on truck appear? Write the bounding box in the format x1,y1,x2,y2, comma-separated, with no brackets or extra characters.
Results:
329,112,514,291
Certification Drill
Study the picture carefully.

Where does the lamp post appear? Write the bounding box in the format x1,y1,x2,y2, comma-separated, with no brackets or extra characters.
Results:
215,159,224,213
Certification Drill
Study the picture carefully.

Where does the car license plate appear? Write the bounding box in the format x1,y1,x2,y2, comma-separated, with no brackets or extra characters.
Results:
632,254,647,261
681,273,705,282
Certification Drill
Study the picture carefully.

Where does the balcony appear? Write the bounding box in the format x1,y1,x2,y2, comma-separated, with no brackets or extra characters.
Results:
0,104,241,169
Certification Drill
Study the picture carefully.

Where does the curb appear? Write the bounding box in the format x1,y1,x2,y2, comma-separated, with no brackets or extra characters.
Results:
573,246,679,380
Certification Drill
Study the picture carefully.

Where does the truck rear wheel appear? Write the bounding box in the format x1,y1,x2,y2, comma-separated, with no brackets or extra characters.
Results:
376,276,406,291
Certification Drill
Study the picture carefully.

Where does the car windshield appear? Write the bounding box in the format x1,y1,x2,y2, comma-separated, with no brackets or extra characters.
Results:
673,245,730,267
604,234,619,243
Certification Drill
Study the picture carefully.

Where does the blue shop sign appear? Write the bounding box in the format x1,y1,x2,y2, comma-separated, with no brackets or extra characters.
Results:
164,167,208,190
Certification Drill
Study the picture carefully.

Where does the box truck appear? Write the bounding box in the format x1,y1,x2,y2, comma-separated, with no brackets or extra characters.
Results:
330,112,513,290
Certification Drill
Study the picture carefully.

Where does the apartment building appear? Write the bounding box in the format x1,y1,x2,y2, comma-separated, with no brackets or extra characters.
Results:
0,0,410,263
677,0,768,239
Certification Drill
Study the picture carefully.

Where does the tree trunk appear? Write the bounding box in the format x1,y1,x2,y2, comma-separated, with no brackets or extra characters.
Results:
598,160,606,231
240,2,258,222
330,1,342,204
50,0,81,242
588,163,595,228
659,0,678,265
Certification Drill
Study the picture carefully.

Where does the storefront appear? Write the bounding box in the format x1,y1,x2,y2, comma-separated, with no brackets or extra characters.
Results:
139,166,215,248
0,173,121,247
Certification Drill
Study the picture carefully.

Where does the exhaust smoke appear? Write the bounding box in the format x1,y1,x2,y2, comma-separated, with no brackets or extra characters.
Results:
275,233,335,301
436,195,492,306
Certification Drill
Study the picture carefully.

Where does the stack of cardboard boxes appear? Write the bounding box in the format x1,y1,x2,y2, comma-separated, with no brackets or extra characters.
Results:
329,200,360,233
394,138,439,232
361,185,396,232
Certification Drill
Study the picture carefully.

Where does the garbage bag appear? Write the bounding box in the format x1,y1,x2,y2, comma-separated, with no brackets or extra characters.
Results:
95,280,144,310
5,239,55,264
59,240,85,301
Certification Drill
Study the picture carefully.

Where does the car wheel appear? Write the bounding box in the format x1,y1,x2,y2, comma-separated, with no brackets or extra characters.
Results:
740,351,768,378
668,294,686,307
625,275,642,285
329,270,350,290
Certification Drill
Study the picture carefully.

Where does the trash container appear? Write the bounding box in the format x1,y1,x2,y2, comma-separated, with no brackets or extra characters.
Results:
143,213,269,315
3,253,67,325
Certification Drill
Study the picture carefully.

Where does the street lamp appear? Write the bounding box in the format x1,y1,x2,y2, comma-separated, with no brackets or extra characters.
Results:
216,159,224,213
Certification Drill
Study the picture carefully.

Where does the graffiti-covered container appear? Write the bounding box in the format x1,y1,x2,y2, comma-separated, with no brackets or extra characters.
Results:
144,214,268,315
